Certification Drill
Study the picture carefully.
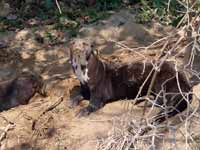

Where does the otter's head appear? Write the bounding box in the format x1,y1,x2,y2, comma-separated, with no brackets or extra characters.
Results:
69,38,97,84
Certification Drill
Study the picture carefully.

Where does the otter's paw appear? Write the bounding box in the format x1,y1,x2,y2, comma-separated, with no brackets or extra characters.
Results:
76,107,91,118
68,95,83,108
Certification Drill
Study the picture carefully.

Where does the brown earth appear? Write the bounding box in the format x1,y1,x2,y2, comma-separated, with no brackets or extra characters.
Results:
0,10,199,150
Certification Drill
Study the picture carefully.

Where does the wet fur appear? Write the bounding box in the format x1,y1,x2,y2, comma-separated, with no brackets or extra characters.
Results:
69,39,192,134
0,72,47,112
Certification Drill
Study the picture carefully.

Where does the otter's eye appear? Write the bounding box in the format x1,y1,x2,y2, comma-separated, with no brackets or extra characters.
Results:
81,65,86,70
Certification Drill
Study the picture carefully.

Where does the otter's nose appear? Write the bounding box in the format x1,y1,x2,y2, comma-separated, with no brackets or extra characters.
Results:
81,65,86,71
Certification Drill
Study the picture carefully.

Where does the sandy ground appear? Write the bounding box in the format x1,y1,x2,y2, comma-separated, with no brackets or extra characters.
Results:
0,10,199,150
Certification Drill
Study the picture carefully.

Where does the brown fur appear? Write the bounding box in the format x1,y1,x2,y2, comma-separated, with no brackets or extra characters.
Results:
69,39,192,134
0,71,47,112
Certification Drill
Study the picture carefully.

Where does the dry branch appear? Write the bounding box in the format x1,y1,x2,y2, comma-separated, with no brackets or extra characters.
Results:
98,2,200,148
32,96,64,130
0,123,15,147
55,0,62,14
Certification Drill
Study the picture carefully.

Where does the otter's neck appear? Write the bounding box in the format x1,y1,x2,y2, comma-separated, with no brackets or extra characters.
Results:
87,55,106,88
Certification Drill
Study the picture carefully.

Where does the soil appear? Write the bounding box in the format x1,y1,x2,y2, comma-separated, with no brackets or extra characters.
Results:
0,10,199,150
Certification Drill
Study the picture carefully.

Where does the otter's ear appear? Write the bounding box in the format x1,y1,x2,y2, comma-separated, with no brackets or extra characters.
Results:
92,49,99,56
85,49,91,60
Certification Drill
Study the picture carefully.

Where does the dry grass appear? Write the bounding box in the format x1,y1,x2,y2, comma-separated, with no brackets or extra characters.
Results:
97,1,200,149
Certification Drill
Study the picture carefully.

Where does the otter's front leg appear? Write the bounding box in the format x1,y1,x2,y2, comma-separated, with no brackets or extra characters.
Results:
68,95,84,108
76,97,104,117
68,83,90,108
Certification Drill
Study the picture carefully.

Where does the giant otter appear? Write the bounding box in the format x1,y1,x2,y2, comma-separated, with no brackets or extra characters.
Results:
69,38,192,133
0,71,47,112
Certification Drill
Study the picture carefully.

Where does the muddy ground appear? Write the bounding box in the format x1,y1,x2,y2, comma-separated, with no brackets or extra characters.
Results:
0,10,200,150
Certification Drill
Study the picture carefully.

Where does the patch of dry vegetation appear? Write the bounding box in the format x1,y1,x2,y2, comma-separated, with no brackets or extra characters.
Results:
0,1,199,150
97,5,200,150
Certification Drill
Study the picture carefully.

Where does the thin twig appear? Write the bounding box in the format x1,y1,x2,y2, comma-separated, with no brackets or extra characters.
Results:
141,41,169,120
32,96,63,130
0,123,15,144
55,0,62,14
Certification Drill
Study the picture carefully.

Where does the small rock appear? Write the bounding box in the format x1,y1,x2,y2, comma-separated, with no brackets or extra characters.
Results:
7,14,17,20
26,18,41,26
0,2,10,17
0,41,8,49
59,17,78,28
15,29,33,41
